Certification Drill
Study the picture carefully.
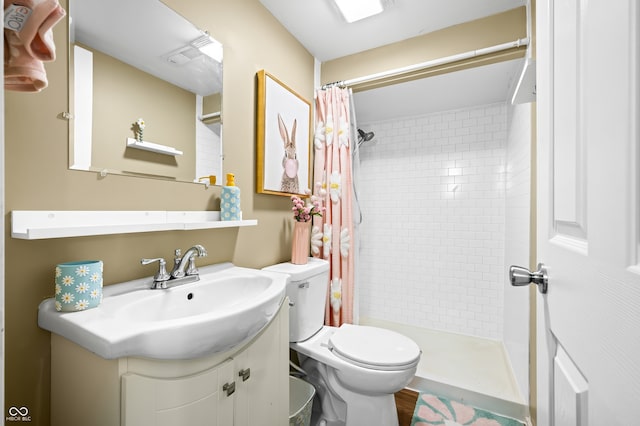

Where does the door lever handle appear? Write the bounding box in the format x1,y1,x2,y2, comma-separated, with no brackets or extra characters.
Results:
509,263,548,294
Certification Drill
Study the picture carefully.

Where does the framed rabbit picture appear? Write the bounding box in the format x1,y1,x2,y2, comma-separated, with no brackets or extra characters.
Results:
256,70,312,196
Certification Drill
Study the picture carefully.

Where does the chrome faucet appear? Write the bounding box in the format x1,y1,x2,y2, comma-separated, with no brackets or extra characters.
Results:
171,244,208,278
141,244,207,289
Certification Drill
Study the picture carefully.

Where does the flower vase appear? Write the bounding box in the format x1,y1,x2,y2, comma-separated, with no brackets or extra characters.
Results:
291,221,311,265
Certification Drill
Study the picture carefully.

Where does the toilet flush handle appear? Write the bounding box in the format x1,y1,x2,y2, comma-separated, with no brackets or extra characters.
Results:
289,281,310,307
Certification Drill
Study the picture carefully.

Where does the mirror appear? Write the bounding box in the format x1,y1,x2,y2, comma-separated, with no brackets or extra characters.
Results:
68,0,223,185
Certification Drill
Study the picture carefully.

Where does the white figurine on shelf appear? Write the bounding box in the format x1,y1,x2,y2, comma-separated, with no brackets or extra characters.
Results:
135,118,145,142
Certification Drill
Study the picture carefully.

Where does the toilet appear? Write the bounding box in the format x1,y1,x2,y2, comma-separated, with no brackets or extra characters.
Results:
263,258,421,426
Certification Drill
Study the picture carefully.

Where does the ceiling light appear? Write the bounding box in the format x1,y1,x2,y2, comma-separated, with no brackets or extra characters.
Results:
333,0,384,23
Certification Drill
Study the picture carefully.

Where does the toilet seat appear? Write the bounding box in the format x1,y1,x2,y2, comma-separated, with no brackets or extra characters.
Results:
328,324,421,371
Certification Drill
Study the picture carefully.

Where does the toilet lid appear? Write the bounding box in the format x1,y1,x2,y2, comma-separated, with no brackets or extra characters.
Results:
328,324,421,371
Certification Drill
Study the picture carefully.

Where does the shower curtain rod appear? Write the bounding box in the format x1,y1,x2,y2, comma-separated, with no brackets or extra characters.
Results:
322,37,529,90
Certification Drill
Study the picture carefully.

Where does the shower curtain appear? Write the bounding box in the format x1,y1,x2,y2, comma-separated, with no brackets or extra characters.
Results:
312,86,355,326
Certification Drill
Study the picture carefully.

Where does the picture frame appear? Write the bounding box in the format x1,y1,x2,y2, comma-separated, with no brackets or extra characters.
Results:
256,70,312,196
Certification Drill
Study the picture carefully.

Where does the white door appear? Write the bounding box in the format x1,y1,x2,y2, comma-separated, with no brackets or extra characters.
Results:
536,0,640,425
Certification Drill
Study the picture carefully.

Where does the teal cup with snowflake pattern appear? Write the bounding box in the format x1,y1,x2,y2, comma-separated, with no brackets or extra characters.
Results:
54,260,103,312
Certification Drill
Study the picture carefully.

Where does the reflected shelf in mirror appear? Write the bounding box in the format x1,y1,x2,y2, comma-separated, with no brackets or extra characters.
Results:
126,138,184,156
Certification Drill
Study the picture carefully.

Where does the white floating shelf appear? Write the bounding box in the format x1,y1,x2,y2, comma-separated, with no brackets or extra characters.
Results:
11,210,257,240
126,138,183,156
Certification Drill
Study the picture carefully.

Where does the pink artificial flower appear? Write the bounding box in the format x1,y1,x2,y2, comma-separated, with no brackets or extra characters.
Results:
291,194,324,222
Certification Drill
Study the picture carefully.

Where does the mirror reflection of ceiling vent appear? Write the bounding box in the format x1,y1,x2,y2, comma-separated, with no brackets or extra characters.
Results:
190,34,213,49
166,46,202,65
164,33,222,66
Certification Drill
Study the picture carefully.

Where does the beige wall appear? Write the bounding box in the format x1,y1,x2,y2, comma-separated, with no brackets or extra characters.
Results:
4,0,314,423
322,7,527,90
203,92,222,117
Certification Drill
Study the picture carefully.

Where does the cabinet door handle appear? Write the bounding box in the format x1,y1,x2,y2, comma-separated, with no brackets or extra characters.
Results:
222,381,235,396
238,368,251,381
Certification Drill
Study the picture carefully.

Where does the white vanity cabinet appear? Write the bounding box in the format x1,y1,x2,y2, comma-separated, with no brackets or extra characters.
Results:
50,303,288,426
121,358,235,425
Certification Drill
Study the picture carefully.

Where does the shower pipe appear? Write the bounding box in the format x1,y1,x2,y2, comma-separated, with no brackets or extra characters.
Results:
322,37,530,90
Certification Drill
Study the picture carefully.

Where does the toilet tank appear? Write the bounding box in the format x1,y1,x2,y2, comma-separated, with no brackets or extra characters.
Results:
262,258,329,342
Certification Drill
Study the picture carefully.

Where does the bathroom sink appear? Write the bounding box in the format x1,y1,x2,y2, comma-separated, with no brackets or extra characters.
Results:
38,263,287,360
116,275,274,322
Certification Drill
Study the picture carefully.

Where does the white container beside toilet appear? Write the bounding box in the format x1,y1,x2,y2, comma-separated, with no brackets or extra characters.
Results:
263,258,421,426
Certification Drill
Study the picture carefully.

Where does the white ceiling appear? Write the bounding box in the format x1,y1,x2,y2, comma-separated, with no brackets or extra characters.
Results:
259,0,529,124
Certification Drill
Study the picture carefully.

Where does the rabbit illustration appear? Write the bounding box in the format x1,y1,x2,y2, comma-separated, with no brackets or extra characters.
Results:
278,113,299,193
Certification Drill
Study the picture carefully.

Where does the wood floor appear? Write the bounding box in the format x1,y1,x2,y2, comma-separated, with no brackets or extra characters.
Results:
395,388,419,426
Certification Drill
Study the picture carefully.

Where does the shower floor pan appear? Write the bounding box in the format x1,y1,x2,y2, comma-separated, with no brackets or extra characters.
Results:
359,316,529,422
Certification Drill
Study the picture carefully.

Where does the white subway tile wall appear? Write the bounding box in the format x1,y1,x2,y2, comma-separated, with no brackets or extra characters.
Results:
356,102,507,339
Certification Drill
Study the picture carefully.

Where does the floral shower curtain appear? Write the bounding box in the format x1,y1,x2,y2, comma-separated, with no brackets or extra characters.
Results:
311,86,355,326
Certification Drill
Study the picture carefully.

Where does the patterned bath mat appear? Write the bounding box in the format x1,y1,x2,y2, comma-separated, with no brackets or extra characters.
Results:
411,393,524,426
